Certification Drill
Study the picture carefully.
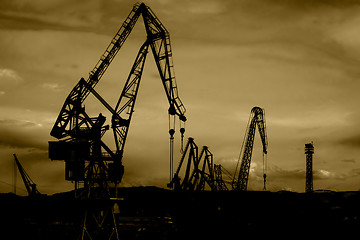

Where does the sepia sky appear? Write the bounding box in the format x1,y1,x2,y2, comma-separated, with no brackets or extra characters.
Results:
1,0,360,194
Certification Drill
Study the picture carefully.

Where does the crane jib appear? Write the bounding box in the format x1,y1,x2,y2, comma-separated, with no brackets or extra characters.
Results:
50,2,186,140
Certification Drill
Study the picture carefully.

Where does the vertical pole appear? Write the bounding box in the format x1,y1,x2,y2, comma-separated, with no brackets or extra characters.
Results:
169,130,175,184
169,113,175,186
262,153,267,191
13,156,17,195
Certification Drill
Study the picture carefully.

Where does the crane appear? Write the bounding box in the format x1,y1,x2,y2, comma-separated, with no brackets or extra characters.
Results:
48,3,188,240
232,107,268,191
48,3,187,198
196,146,217,191
169,138,198,191
214,164,233,191
13,154,40,197
169,138,217,191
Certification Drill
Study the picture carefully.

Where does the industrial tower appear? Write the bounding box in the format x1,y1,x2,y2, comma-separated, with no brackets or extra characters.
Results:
305,142,314,193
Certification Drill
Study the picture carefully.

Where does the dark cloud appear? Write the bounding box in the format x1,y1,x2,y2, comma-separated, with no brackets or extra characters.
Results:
265,164,356,182
0,12,77,31
264,0,360,9
341,159,356,163
339,134,360,147
237,0,360,19
0,119,47,150
348,168,360,177
0,0,141,34
0,0,102,32
267,164,304,180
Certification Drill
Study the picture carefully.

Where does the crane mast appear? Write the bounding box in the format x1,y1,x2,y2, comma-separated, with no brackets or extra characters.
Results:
233,107,268,191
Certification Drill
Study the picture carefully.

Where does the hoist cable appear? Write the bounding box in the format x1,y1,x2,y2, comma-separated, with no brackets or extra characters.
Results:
263,152,267,191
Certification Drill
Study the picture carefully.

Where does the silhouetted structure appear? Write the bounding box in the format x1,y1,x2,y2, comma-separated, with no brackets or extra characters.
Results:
214,164,233,190
2,189,360,239
233,107,268,191
169,138,217,191
48,2,187,197
13,154,41,197
48,2,187,239
305,142,314,193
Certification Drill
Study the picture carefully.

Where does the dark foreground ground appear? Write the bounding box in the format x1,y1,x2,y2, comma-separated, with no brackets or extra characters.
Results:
1,187,359,239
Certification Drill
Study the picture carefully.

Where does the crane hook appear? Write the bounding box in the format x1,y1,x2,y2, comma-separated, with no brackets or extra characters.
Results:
180,127,185,153
263,152,267,191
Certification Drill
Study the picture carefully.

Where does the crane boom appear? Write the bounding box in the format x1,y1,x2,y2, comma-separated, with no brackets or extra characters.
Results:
50,3,144,140
112,41,149,158
13,154,40,196
142,6,186,119
50,3,186,140
233,107,268,191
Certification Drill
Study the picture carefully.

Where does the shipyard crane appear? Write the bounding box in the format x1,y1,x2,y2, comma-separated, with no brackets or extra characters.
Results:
214,164,233,191
49,3,188,240
48,3,187,198
196,146,217,191
169,138,217,191
232,107,268,191
13,154,40,197
169,138,198,191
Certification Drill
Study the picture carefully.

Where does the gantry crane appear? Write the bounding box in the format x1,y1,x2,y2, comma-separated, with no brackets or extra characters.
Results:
13,154,40,197
232,107,268,191
48,3,187,198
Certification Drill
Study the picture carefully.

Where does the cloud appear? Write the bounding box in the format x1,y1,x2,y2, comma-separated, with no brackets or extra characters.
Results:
267,165,304,180
260,0,360,8
0,119,47,150
260,163,354,182
0,0,103,31
341,159,356,163
0,68,22,80
186,1,226,14
314,169,338,180
0,69,23,90
41,83,63,92
339,134,360,148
